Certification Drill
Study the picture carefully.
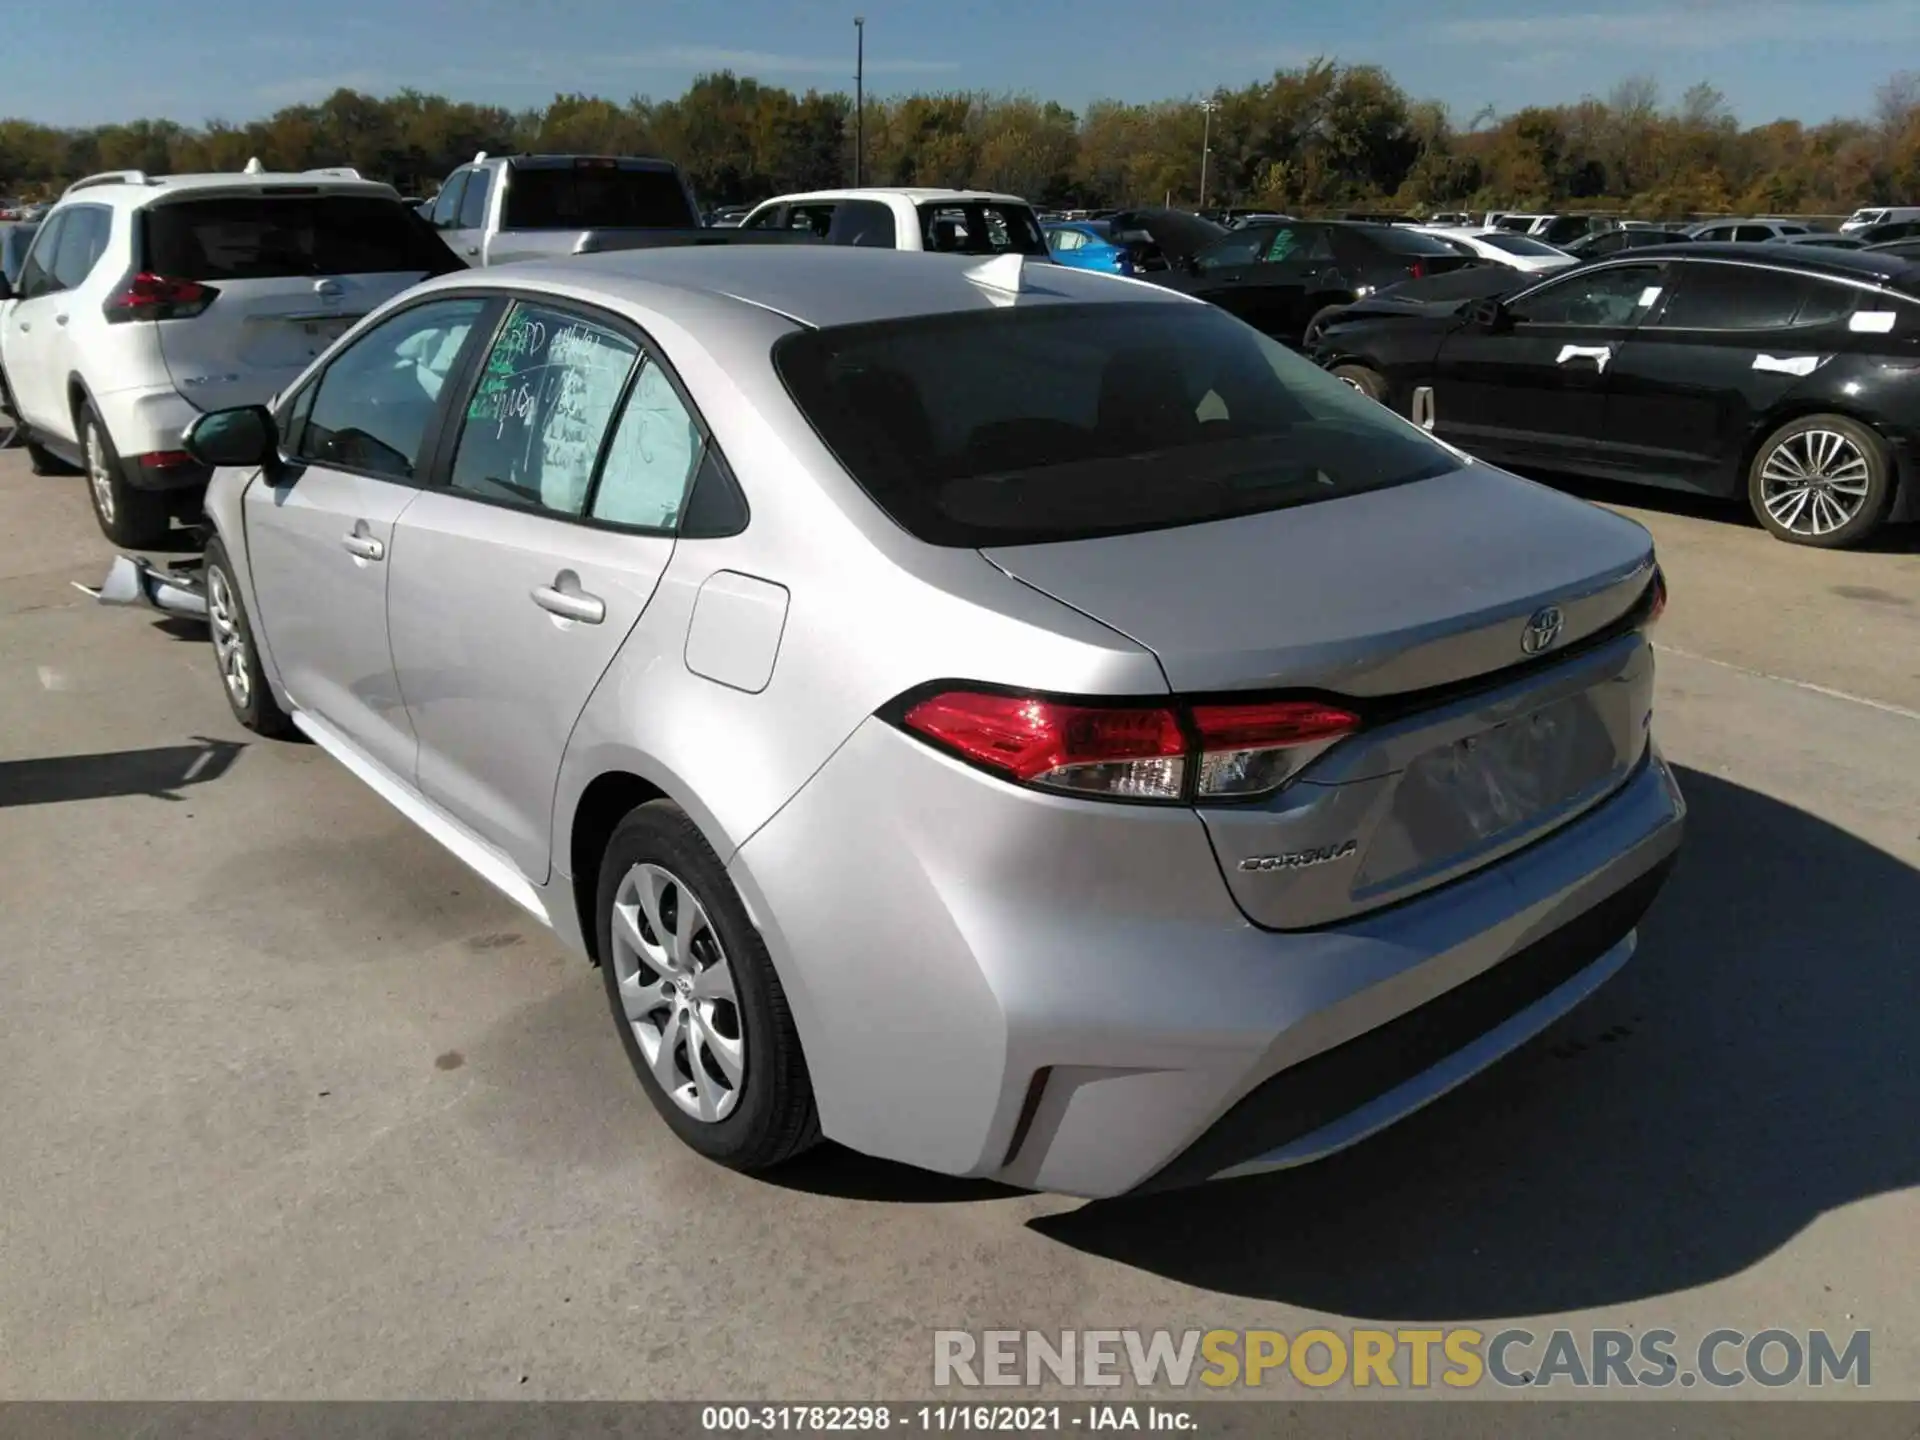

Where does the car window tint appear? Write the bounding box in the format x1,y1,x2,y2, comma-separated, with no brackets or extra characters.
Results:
16,213,63,298
1653,264,1812,329
451,303,638,516
917,203,1048,256
298,297,487,479
589,361,704,529
50,206,110,289
1792,280,1857,326
1733,225,1773,243
1265,226,1332,263
774,301,1459,548
828,199,897,248
1509,264,1663,326
743,205,784,230
1049,229,1082,252
1196,229,1267,270
785,203,836,238
457,168,491,229
501,165,696,229
430,172,468,229
147,195,454,279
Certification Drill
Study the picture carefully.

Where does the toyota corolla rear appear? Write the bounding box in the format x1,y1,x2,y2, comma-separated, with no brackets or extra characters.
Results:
736,295,1684,1198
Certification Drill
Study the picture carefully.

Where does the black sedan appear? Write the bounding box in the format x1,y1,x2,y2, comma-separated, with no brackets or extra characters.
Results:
1308,244,1920,548
1152,219,1481,346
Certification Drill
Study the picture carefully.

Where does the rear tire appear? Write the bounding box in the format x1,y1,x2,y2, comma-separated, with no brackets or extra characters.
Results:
1746,413,1893,549
81,401,170,548
1330,363,1388,402
597,800,821,1172
204,537,296,738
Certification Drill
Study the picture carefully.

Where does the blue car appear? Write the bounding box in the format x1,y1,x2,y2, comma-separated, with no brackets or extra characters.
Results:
1043,221,1164,276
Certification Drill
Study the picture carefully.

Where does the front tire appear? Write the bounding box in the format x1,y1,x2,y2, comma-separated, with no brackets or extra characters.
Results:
1747,414,1894,548
1330,363,1388,402
1302,304,1347,350
597,800,820,1172
81,401,170,547
204,537,296,738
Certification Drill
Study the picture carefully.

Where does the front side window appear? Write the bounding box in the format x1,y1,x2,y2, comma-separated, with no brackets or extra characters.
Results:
1194,228,1268,272
1264,226,1332,263
450,302,638,516
1508,264,1663,326
774,300,1458,548
743,204,784,231
787,203,837,237
16,213,66,299
296,296,488,479
457,169,492,230
430,172,469,230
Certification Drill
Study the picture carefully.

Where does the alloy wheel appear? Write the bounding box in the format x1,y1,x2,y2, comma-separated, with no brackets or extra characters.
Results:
1758,429,1871,538
85,422,115,525
206,565,252,710
609,862,745,1123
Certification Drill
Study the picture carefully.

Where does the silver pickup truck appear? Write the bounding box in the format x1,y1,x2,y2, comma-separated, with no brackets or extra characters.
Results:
423,153,782,266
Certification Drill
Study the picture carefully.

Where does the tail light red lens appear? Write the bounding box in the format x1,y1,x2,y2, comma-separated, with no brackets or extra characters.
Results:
136,450,194,469
902,692,1188,800
1647,566,1667,625
104,273,217,324
1407,259,1428,280
898,690,1361,803
1189,700,1362,797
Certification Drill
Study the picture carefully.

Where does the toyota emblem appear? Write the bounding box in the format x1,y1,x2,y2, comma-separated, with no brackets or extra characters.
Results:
1521,605,1566,655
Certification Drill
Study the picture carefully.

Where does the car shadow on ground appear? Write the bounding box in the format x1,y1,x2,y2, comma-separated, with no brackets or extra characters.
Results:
1533,469,1920,554
0,736,245,807
1030,766,1920,1316
761,1143,1027,1204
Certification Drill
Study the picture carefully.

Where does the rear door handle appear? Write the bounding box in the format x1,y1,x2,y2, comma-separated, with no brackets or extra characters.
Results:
532,572,605,624
341,531,385,561
1556,343,1614,372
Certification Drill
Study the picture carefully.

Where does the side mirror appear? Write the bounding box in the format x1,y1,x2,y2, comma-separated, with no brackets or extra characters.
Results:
183,405,278,470
1469,297,1510,331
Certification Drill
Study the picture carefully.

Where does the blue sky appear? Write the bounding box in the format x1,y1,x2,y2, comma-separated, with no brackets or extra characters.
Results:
8,0,1915,129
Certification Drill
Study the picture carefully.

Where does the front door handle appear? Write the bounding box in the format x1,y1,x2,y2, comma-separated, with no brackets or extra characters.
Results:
1556,343,1615,373
341,530,385,561
532,571,605,624
465,245,480,257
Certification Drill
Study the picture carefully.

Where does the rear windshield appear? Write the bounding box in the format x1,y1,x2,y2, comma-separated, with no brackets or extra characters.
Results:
917,202,1048,256
1478,232,1567,257
144,195,455,280
501,164,695,230
774,302,1458,547
1366,226,1471,256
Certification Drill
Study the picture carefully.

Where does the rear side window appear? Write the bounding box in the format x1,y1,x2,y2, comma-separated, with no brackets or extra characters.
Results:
1653,264,1846,329
452,303,639,516
144,195,456,279
500,164,695,229
827,199,898,248
917,203,1047,256
773,301,1457,548
1194,229,1267,270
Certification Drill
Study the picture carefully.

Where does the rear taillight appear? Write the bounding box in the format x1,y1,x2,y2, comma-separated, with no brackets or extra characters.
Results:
902,692,1188,800
897,689,1361,803
1189,700,1362,798
1407,259,1428,280
136,450,194,469
104,272,217,324
1646,566,1667,626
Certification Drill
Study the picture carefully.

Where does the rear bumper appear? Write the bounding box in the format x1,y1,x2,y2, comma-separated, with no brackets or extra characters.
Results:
731,718,1685,1199
91,383,208,490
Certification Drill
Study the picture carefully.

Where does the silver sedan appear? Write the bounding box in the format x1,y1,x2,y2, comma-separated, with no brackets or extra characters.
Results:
181,245,1684,1197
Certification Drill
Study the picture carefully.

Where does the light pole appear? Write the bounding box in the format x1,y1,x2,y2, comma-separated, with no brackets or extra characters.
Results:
854,16,865,187
1198,100,1217,212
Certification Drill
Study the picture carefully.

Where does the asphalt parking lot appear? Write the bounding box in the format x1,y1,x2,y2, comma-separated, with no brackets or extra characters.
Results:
2,448,1916,1401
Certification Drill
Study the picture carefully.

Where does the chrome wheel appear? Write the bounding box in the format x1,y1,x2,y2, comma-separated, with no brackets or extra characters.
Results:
206,565,252,710
1758,428,1871,538
609,862,744,1123
85,421,115,525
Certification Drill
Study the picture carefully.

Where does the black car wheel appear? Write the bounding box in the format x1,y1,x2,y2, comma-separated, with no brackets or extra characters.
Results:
1329,363,1388,402
81,401,170,547
1746,413,1894,549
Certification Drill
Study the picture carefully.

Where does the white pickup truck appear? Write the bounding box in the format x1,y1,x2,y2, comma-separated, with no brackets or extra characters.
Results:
424,153,801,266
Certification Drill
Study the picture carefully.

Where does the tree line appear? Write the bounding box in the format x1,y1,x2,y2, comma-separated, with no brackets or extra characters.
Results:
4,63,1918,217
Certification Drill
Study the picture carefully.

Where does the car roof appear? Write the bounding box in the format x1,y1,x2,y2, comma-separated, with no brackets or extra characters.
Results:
752,188,1030,208
1606,242,1920,292
419,244,1195,331
57,170,399,206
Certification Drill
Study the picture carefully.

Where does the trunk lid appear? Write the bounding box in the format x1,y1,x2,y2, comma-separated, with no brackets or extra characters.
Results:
984,465,1659,928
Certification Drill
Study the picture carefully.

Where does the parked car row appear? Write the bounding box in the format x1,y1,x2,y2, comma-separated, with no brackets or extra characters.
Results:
1307,243,1920,549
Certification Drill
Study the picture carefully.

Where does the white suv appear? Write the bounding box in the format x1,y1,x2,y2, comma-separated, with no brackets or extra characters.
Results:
0,162,458,545
737,188,1050,256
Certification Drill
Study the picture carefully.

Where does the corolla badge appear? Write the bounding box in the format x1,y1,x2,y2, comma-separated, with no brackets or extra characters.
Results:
1521,604,1566,655
1239,840,1358,873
